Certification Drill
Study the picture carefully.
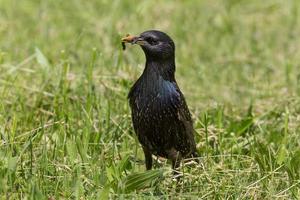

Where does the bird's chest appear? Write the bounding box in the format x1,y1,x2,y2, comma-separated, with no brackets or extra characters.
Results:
129,78,180,121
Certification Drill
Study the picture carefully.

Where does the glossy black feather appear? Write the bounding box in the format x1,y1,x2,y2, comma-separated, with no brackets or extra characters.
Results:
127,30,198,169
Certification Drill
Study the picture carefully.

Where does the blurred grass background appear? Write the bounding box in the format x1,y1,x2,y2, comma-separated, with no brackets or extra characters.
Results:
0,0,300,199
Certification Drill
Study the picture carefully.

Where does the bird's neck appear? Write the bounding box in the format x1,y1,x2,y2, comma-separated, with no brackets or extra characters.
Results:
143,59,176,81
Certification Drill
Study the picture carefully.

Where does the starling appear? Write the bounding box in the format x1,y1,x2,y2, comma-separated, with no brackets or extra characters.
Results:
122,30,198,171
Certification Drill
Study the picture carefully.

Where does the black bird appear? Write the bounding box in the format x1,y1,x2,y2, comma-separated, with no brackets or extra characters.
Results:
122,30,198,171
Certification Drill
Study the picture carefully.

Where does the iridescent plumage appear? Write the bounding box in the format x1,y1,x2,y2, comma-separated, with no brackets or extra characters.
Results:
124,30,198,170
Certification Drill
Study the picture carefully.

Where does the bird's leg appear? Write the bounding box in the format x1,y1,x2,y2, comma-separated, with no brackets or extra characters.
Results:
190,151,200,164
166,148,182,175
142,146,152,170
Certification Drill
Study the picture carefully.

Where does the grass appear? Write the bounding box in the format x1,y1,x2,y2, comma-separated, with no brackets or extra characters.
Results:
0,0,300,199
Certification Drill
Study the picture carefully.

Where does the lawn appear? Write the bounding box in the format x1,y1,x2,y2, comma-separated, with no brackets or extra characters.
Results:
0,0,300,199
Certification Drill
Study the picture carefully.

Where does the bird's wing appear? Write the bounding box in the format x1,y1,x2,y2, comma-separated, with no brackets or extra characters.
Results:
164,82,197,154
176,91,197,147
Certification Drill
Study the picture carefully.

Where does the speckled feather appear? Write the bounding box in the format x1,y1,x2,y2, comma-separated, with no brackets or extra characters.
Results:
127,30,198,170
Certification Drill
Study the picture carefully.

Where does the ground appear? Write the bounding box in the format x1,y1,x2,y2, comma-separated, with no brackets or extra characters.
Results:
0,0,300,199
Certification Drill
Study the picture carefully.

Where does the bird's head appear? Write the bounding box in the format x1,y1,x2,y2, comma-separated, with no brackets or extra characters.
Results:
122,30,175,61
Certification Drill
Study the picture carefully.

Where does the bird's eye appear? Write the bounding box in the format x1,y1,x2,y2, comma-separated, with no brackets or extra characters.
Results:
145,37,158,45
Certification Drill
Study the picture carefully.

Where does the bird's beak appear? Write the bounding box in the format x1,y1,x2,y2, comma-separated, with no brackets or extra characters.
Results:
121,34,146,45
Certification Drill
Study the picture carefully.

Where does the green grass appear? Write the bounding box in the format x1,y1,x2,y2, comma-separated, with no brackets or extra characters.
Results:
1,0,300,199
